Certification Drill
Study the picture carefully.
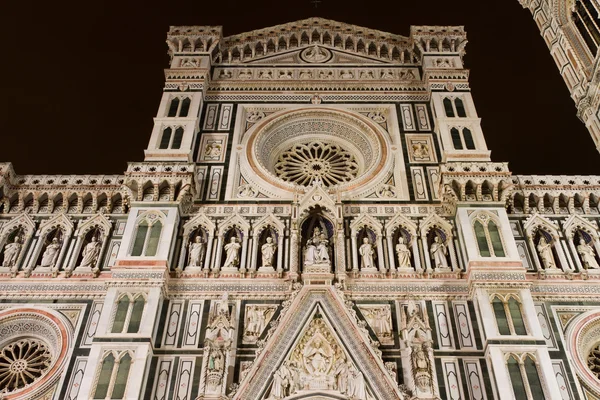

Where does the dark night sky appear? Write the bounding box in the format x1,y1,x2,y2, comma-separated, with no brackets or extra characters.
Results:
1,1,598,176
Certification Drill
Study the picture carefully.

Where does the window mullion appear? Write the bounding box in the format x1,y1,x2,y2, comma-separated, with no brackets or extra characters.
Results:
504,301,516,335
485,226,495,257
105,357,121,400
142,223,152,256
581,2,600,36
176,98,183,116
123,300,135,333
519,361,534,400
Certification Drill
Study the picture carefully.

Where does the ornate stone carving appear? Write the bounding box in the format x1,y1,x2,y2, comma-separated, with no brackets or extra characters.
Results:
0,339,52,395
243,305,277,343
537,236,557,270
359,237,376,270
1,235,22,268
357,305,393,344
430,236,449,270
222,237,241,269
577,239,599,269
261,237,276,268
188,236,206,267
396,236,412,269
304,227,331,271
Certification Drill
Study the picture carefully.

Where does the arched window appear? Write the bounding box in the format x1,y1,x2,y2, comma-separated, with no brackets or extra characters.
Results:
506,354,545,400
493,297,511,335
507,355,526,398
455,98,467,117
130,213,163,257
463,128,475,149
443,98,455,117
111,293,146,334
451,128,463,149
179,98,191,117
167,97,180,117
172,127,184,149
159,127,172,149
472,215,506,257
572,0,600,55
93,351,133,399
492,295,528,336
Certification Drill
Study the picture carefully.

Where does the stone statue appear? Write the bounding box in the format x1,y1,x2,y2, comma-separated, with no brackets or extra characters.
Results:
577,239,599,269
304,227,330,266
208,347,224,373
347,364,367,400
80,236,101,268
304,45,328,62
188,235,206,267
333,358,349,393
396,236,412,268
223,237,241,269
40,238,61,267
2,235,22,267
261,236,277,267
271,362,291,399
412,342,433,393
359,237,375,269
244,305,275,339
536,236,557,269
429,236,448,269
316,233,330,262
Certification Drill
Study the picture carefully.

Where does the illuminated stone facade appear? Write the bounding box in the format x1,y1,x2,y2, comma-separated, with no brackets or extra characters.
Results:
1,17,600,400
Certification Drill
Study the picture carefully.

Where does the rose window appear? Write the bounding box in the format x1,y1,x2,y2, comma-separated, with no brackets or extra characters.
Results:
0,339,52,395
274,141,359,187
588,343,600,378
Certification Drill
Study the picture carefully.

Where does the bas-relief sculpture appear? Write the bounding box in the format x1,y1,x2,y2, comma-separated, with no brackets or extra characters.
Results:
243,305,277,343
357,305,394,344
267,315,368,400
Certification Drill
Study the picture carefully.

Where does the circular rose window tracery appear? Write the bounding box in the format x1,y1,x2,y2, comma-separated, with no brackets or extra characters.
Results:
0,339,52,395
588,343,600,378
274,141,359,187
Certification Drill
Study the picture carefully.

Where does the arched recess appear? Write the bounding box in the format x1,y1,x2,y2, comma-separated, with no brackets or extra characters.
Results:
468,211,507,258
0,213,36,274
420,214,456,272
66,213,112,274
180,213,216,272
28,213,74,274
251,214,285,273
128,210,166,257
350,214,384,273
563,214,600,271
385,213,419,272
215,214,250,273
523,214,569,272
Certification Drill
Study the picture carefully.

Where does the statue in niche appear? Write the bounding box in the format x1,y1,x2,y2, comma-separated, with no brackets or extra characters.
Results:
429,235,448,269
359,237,375,269
188,235,206,267
347,364,367,400
222,237,241,269
2,234,22,268
41,238,61,267
396,236,412,269
304,227,330,266
208,347,224,373
577,238,600,269
411,339,433,394
261,236,277,267
80,235,101,268
536,236,557,269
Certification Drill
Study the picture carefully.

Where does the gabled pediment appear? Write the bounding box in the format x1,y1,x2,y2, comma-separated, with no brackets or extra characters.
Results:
234,286,402,400
238,45,392,65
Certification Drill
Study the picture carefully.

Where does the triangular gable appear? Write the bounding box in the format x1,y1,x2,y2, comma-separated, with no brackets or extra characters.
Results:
234,286,402,400
350,214,383,235
217,213,250,236
522,213,559,240
562,215,599,239
183,211,216,237
75,213,112,237
38,212,74,236
298,183,338,219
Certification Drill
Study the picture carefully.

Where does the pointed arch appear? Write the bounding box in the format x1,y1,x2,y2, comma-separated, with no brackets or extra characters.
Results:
218,213,250,237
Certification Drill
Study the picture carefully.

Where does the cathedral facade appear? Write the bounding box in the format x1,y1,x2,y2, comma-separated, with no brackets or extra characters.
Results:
519,0,600,152
1,18,600,400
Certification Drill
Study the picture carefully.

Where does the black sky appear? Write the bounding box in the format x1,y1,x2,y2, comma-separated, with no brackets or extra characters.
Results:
0,0,598,176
